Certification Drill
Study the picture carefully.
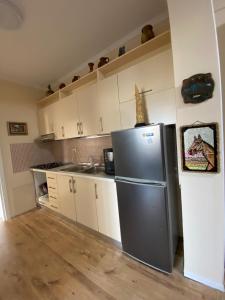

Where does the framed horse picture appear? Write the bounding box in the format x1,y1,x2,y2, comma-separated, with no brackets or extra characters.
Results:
181,123,218,173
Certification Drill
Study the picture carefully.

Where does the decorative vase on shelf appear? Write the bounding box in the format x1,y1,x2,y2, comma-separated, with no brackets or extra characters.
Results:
46,84,54,96
134,84,146,127
118,46,126,56
141,24,155,44
59,83,66,89
72,75,80,82
98,57,109,68
88,62,94,72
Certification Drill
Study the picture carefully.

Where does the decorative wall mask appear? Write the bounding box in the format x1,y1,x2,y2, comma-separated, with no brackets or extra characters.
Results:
181,73,214,104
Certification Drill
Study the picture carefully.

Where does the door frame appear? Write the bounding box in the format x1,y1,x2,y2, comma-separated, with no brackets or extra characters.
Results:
0,147,9,220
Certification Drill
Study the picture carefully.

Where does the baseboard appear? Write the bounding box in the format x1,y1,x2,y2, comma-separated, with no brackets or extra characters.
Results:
184,271,224,292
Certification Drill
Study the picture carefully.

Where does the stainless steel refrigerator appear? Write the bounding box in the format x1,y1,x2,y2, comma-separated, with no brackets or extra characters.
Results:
111,124,179,273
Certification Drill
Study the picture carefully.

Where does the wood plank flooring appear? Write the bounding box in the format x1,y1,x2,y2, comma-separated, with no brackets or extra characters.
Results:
0,207,223,300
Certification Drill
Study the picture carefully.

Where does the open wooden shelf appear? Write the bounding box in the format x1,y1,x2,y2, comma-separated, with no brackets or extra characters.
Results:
38,30,171,105
38,90,60,105
98,31,171,75
60,70,97,95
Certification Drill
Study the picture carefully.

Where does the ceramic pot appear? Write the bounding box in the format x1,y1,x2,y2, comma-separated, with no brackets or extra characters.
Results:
98,57,109,68
141,24,155,44
88,62,94,72
59,83,66,89
72,75,80,82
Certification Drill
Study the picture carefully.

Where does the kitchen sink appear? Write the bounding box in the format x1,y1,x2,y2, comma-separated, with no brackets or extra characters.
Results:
61,164,105,174
61,165,91,173
83,166,105,174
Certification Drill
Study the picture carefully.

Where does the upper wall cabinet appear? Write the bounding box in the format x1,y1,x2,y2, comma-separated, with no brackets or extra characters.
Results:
120,88,176,130
38,102,56,135
117,49,174,102
97,75,121,134
54,93,80,140
77,82,100,136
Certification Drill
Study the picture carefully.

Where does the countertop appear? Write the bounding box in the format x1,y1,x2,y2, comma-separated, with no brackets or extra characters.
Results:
31,164,115,182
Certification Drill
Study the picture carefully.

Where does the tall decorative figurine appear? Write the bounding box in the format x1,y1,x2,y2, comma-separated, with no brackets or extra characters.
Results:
135,84,146,127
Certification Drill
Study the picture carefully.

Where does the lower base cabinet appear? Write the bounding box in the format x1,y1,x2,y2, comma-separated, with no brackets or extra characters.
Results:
95,180,121,242
57,175,76,221
52,174,121,242
75,177,99,231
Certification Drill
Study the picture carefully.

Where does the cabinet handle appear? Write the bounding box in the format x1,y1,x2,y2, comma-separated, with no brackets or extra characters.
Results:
94,183,98,199
48,186,55,190
80,122,83,135
100,117,103,132
72,179,76,193
47,177,55,180
50,195,57,200
69,179,73,193
61,126,65,137
77,122,80,135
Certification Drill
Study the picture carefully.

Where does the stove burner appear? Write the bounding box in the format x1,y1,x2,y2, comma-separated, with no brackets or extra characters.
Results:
31,162,64,170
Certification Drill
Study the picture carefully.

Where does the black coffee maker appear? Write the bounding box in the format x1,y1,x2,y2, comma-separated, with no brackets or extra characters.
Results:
103,148,115,175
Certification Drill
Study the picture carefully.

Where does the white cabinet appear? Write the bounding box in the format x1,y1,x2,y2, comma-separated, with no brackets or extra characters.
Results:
120,88,176,129
57,174,76,221
54,93,80,140
117,49,174,102
97,75,121,133
38,102,55,135
77,83,100,136
46,172,61,213
75,177,98,231
95,180,121,242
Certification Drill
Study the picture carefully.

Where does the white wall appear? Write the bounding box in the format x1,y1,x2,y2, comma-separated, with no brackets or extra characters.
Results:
167,0,225,291
0,80,42,218
214,0,225,26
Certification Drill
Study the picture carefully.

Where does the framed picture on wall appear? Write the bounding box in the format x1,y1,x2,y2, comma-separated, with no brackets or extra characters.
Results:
181,123,218,173
7,122,28,136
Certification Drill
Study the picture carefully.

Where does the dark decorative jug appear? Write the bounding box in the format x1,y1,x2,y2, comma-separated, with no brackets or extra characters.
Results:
98,57,109,68
141,25,155,44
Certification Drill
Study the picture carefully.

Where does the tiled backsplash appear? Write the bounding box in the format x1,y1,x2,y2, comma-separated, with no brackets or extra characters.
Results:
10,142,56,173
10,135,112,173
62,135,112,164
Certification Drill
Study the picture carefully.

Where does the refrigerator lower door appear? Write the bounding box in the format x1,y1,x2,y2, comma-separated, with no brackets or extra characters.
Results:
116,179,172,273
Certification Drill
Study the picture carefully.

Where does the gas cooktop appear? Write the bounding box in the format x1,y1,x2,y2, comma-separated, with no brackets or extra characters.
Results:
31,162,65,170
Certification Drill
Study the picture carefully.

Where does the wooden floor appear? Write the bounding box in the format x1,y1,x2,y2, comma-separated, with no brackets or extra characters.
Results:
0,208,224,300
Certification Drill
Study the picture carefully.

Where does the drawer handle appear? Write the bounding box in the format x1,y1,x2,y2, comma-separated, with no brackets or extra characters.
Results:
50,205,58,209
50,196,57,200
47,177,55,180
48,186,56,190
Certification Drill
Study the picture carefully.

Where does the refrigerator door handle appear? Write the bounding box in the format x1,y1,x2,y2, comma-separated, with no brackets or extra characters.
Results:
115,178,166,187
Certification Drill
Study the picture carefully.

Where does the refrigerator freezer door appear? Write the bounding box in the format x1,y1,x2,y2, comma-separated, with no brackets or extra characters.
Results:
116,179,172,272
112,125,165,182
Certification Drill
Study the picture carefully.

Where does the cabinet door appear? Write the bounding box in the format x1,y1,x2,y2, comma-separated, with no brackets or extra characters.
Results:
98,75,121,134
77,83,100,136
38,102,55,135
75,177,98,231
119,88,176,129
54,94,80,140
57,175,76,221
95,180,121,242
117,49,174,102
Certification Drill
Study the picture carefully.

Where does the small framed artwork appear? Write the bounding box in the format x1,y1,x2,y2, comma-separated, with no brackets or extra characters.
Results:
181,123,218,172
7,122,28,136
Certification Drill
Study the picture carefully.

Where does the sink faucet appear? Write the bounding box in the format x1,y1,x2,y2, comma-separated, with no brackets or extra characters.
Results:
88,155,95,167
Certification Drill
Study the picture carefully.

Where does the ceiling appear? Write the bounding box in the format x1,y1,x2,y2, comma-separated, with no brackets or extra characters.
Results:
0,0,167,89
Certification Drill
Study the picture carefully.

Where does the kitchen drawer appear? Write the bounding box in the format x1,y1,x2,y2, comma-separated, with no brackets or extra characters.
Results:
48,202,60,213
47,183,58,194
46,172,57,181
48,193,58,204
